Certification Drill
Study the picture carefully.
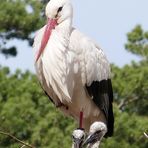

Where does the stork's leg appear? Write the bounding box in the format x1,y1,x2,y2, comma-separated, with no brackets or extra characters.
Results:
83,122,107,148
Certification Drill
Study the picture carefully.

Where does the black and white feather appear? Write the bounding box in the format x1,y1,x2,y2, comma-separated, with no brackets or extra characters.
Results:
33,0,114,141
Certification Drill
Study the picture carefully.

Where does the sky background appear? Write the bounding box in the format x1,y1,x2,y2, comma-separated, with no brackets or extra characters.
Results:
0,0,148,73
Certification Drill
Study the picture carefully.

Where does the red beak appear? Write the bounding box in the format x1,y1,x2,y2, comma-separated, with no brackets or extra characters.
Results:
35,18,57,62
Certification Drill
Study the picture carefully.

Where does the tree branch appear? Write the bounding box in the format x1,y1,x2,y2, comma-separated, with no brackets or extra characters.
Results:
0,130,35,148
144,132,148,139
118,97,139,110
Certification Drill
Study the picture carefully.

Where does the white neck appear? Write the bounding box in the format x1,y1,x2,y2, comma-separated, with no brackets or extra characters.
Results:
72,143,83,148
72,143,74,148
56,18,72,39
72,143,79,148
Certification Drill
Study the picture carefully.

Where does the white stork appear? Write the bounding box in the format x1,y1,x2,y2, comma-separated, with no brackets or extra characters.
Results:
33,0,114,147
72,128,85,148
83,122,107,147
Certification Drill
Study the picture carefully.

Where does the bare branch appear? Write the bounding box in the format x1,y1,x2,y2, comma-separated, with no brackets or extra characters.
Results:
21,145,26,148
144,132,148,139
0,130,35,148
118,97,139,110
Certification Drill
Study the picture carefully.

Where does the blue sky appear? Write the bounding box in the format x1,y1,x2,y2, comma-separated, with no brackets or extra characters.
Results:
0,0,148,73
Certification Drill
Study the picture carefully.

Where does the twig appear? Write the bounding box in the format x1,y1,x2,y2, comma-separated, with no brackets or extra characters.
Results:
21,145,26,148
118,97,139,110
0,131,35,148
144,132,148,139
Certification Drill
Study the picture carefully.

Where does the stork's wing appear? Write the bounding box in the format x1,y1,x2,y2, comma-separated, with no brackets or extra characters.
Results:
86,79,114,137
70,29,114,137
83,41,114,137
86,41,114,137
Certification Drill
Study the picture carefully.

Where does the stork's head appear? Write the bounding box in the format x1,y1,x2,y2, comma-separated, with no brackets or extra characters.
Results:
35,0,72,62
83,122,107,146
45,0,73,24
72,128,85,148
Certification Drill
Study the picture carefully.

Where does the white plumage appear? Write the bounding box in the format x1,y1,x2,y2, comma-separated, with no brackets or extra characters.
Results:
33,0,114,144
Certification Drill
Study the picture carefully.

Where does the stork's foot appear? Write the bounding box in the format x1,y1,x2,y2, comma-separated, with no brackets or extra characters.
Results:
83,122,107,147
72,128,85,148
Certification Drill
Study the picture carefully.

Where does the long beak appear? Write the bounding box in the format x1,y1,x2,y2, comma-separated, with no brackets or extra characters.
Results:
83,135,94,146
83,132,101,146
35,18,57,62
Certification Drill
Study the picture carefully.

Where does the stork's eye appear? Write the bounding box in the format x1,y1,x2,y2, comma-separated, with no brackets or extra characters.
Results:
57,6,63,13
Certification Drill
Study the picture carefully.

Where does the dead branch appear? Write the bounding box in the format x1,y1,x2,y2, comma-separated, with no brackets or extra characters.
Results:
118,97,139,110
0,130,35,148
144,132,148,139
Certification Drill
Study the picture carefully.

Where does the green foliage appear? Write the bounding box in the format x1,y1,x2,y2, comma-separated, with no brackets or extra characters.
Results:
112,60,148,115
0,66,76,147
125,25,148,58
112,26,148,116
0,0,45,57
0,67,147,147
101,105,148,148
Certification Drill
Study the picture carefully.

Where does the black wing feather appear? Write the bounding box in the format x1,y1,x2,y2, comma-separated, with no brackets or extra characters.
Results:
86,79,114,138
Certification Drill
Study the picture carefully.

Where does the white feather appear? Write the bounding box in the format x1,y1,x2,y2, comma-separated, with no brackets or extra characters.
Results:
33,0,111,132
